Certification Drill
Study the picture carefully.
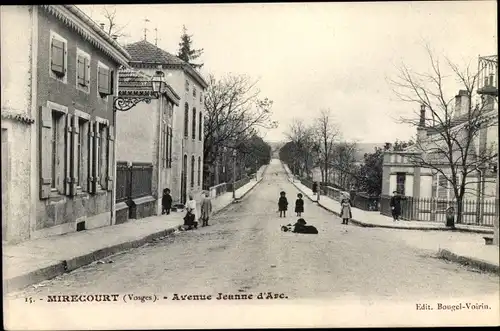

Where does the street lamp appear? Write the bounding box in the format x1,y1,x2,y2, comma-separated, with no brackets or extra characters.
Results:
232,150,237,199
113,70,165,112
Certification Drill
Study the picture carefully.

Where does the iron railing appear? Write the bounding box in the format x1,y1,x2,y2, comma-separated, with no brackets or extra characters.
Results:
379,195,497,227
209,182,227,198
115,162,153,202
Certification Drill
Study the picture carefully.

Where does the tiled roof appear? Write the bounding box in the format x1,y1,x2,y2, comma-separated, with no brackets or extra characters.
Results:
124,40,185,65
118,68,180,105
123,40,208,88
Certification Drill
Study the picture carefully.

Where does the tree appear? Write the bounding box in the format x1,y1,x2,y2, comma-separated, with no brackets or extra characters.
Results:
203,73,277,186
389,45,498,225
101,5,129,39
313,109,340,183
177,25,204,69
330,142,359,189
285,120,316,178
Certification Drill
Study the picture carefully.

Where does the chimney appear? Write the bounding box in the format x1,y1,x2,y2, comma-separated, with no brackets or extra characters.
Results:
454,90,469,117
112,34,118,41
417,104,427,142
100,23,105,30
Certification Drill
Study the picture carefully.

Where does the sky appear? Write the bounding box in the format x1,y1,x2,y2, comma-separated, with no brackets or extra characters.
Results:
79,2,497,144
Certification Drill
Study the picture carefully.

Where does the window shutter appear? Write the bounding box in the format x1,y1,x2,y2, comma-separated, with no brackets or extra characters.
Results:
51,39,65,76
64,114,73,195
70,115,79,196
92,121,100,192
109,70,114,95
85,57,90,86
106,125,114,191
88,120,95,193
98,67,110,94
39,106,52,199
77,55,85,85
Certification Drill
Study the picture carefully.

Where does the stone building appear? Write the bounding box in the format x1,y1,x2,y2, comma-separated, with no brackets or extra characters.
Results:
1,5,129,243
124,40,208,204
115,69,180,223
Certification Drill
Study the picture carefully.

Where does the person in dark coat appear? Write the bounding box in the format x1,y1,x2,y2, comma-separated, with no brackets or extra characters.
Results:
278,191,288,218
162,188,172,215
295,193,304,217
312,182,318,194
390,191,402,221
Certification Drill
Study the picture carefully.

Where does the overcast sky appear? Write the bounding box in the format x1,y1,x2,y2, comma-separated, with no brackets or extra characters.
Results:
79,2,497,144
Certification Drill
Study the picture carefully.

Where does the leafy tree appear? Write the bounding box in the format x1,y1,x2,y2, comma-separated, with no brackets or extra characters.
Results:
177,25,204,69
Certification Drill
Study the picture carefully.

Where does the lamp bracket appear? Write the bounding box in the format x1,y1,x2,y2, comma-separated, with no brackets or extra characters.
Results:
113,92,160,112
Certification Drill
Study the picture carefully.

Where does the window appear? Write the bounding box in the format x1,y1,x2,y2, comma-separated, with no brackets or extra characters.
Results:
49,31,67,83
184,103,189,138
193,87,197,97
50,112,64,190
200,92,203,103
396,172,406,195
198,112,202,141
76,117,89,189
192,108,196,140
98,125,108,189
76,48,91,93
197,157,201,186
97,62,112,97
191,155,195,188
185,79,190,92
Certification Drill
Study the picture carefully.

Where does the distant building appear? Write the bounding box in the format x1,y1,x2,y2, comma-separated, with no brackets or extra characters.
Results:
1,5,129,243
124,40,208,204
115,69,180,223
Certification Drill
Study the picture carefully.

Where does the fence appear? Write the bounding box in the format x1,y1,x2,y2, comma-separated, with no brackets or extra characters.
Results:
379,195,498,227
116,161,153,203
227,175,251,193
209,182,227,198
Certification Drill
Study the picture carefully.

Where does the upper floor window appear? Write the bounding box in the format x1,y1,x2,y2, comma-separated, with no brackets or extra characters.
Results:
192,108,196,140
193,86,197,98
49,31,67,83
184,103,189,138
185,79,190,92
200,92,203,103
76,48,91,93
97,62,113,98
198,112,202,141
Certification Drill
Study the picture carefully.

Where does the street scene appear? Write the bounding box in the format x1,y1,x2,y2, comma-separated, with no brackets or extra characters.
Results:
1,2,499,329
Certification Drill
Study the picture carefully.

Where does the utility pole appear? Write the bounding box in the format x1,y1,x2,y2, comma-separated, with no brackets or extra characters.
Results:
232,150,237,199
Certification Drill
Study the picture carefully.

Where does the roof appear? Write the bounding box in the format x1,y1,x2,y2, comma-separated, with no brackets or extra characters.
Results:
124,40,208,88
42,5,130,66
118,69,180,106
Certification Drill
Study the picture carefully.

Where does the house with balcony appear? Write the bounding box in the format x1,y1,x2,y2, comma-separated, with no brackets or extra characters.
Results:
114,69,180,224
381,55,498,227
1,5,130,243
123,40,208,204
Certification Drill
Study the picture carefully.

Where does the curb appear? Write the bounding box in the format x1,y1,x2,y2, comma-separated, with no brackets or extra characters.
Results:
286,172,493,235
437,248,499,275
4,225,182,293
4,175,269,294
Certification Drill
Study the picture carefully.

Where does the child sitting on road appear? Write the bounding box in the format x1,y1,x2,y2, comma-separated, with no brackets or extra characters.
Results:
278,191,288,218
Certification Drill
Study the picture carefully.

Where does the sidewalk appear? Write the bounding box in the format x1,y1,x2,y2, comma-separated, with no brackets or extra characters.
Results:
282,162,499,274
3,166,266,293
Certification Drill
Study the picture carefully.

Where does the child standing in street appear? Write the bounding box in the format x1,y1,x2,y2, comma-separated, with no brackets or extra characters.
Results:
340,195,352,225
278,191,288,218
295,193,304,217
162,188,172,215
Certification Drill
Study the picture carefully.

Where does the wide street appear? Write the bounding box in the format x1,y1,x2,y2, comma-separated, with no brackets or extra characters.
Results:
7,160,499,302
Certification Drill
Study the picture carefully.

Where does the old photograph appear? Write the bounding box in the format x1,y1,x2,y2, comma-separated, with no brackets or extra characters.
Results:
1,2,499,329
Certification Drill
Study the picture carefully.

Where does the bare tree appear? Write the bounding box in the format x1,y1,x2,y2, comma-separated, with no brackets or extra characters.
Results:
389,45,498,225
203,74,277,185
313,109,341,183
331,142,359,189
285,120,316,178
101,5,129,38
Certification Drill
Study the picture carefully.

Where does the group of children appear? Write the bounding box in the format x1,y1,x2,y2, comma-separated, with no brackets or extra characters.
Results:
277,191,304,218
278,190,353,225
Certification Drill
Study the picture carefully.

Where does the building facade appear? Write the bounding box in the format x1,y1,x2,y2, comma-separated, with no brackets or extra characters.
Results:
124,40,208,204
381,56,498,226
115,69,180,222
1,5,129,243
